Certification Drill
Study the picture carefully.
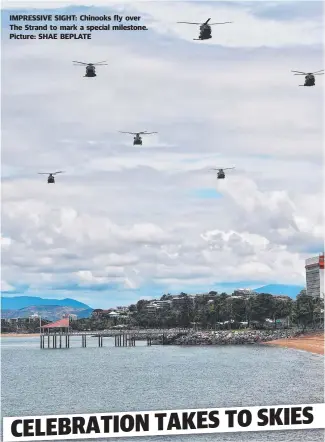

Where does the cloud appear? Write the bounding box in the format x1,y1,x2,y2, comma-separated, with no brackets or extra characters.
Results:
1,1,323,307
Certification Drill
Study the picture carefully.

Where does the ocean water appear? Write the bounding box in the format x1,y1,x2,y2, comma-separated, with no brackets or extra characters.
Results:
1,336,324,442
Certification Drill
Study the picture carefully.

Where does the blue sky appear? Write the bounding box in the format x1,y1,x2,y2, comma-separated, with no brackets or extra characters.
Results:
1,1,323,308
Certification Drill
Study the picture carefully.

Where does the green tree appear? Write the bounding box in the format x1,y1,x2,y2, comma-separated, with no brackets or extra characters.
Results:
250,294,274,325
291,294,314,329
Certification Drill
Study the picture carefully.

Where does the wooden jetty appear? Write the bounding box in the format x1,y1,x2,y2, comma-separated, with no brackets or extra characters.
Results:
40,318,174,349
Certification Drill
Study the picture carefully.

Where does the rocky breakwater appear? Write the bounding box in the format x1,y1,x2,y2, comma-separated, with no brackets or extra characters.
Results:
165,329,302,346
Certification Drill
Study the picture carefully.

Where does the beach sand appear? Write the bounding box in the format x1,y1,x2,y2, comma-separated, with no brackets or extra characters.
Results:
264,332,324,355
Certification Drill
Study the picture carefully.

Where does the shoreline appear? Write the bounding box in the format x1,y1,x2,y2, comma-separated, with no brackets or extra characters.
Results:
263,332,324,355
1,331,324,355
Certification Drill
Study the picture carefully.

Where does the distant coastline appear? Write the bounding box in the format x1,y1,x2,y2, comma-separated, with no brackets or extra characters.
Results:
1,330,324,355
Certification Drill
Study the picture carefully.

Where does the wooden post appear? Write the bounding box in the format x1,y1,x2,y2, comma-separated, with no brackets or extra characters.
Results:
60,334,62,349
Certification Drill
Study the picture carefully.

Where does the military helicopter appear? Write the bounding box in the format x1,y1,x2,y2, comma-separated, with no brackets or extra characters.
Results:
38,171,64,183
177,18,232,40
211,167,235,179
291,70,324,86
72,61,108,77
119,131,157,145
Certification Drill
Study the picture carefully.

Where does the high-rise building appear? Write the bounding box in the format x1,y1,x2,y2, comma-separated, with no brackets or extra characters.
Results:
305,254,324,299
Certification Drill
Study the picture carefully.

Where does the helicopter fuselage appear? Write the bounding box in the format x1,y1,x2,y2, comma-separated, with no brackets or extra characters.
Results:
304,74,315,86
48,176,55,183
85,66,96,77
133,136,142,145
198,24,212,40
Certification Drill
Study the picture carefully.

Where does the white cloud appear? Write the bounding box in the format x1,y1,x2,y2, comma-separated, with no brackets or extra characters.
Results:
1,280,16,292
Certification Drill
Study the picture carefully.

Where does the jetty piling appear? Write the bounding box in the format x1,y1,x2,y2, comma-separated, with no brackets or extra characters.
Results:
39,329,178,350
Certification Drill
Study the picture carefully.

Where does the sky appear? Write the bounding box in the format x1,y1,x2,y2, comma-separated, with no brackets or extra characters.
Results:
1,0,324,309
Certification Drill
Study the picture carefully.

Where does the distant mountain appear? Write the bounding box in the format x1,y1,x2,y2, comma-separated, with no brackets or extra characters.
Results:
1,305,93,321
254,284,304,298
1,296,92,310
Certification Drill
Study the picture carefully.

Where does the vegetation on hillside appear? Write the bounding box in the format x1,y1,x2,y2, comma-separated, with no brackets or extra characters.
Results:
70,292,324,332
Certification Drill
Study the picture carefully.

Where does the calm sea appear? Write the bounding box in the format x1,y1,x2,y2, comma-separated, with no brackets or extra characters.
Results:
1,336,324,442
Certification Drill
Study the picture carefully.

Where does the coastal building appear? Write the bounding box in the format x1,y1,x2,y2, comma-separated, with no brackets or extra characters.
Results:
273,295,291,301
146,303,159,314
155,300,171,309
108,311,119,317
29,313,40,320
233,289,256,297
305,253,324,299
172,296,195,308
92,309,103,318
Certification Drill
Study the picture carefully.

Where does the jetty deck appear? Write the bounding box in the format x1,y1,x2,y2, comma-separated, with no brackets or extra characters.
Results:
40,321,187,349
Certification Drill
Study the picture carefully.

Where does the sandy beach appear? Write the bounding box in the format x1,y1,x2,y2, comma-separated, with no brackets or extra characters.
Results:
264,332,324,355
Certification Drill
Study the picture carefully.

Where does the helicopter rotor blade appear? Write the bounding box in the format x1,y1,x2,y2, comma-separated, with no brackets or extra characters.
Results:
314,73,324,75
72,61,89,65
140,132,157,135
223,168,235,170
177,21,201,25
204,18,211,24
291,70,307,74
209,21,232,25
294,73,306,75
119,131,136,134
53,171,65,175
38,173,50,175
311,69,324,74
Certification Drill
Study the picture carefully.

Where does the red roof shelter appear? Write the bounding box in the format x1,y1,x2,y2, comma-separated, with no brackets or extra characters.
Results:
41,317,70,333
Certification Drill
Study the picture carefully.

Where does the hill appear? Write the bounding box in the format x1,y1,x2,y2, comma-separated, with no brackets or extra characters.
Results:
1,296,92,310
1,305,93,321
254,284,304,298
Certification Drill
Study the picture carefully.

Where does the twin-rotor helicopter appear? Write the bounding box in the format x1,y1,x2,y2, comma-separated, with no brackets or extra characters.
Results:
119,131,157,145
291,70,324,86
73,61,108,77
43,31,322,186
38,171,64,184
211,168,235,179
177,17,232,40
